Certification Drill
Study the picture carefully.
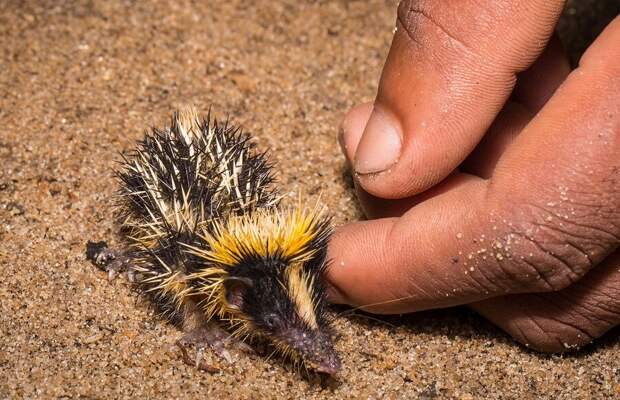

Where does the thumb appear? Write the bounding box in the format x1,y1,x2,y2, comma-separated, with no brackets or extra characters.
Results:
354,0,565,199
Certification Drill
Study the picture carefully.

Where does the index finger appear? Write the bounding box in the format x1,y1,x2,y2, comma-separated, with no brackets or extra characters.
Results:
354,0,565,198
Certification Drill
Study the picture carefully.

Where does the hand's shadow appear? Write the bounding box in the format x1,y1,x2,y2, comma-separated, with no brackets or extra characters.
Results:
333,304,620,358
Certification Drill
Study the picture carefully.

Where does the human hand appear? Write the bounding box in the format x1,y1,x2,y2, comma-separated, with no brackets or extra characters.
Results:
327,0,620,352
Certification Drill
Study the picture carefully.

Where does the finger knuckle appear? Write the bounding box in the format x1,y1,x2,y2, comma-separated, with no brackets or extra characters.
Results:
487,184,620,292
511,315,594,353
468,229,583,294
396,0,474,58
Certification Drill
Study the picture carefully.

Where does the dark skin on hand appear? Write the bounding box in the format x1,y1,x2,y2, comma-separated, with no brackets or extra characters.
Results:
327,0,620,352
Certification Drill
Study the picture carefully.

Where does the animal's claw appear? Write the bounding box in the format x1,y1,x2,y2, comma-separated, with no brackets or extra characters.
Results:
177,322,241,371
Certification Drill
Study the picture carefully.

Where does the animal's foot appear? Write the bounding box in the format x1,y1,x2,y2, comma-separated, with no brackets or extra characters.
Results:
177,322,251,371
85,240,135,281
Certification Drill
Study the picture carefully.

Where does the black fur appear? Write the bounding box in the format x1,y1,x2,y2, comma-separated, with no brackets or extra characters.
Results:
226,249,331,334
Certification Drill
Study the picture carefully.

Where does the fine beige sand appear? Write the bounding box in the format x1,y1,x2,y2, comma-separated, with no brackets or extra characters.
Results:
1,1,618,398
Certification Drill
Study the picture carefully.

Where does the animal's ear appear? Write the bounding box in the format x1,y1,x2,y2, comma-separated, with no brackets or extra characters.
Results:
223,277,253,310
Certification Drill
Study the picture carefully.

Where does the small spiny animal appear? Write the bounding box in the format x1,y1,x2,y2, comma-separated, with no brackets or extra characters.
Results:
87,107,341,374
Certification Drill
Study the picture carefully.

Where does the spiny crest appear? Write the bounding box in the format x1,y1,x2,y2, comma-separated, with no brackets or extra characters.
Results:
114,107,281,325
116,107,279,254
191,206,331,268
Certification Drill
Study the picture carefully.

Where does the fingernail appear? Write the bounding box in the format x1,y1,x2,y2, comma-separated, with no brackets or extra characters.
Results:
354,108,402,175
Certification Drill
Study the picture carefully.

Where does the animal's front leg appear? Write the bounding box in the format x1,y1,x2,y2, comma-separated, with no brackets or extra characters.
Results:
177,302,252,372
177,321,233,371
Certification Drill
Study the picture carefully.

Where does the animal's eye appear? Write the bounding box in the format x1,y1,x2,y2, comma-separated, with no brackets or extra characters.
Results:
263,313,279,329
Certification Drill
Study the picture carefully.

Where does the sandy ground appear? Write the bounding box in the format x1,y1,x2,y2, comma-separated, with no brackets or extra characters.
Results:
1,1,619,399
